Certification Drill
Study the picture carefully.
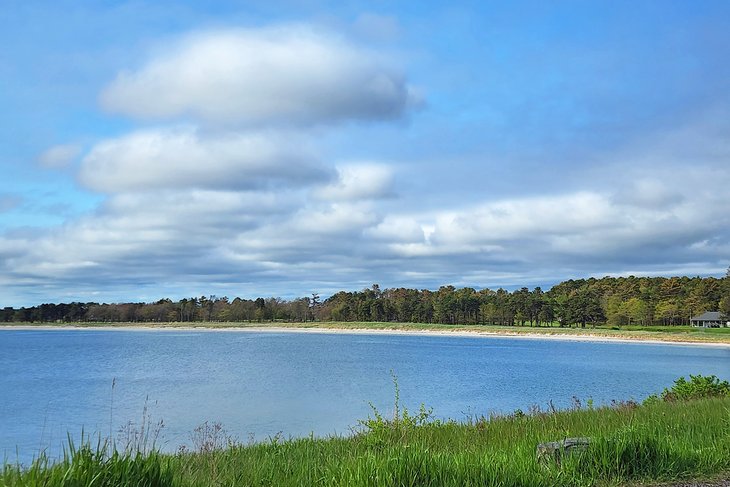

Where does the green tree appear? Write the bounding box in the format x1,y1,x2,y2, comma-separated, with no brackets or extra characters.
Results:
537,296,556,327
623,297,649,326
434,286,457,324
604,295,627,327
719,295,730,323
511,287,531,326
564,288,604,328
655,300,681,326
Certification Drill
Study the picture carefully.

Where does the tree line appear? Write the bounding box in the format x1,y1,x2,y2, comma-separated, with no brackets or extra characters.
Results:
2,274,729,327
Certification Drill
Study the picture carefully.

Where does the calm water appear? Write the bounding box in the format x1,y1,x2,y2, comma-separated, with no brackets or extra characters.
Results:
1,329,728,463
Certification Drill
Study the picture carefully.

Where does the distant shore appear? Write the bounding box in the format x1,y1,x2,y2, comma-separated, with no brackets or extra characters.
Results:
2,321,730,348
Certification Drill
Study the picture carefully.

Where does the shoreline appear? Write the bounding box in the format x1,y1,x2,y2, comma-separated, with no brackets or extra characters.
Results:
2,323,729,348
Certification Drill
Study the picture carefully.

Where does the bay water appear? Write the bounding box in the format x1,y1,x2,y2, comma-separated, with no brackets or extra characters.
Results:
1,328,728,464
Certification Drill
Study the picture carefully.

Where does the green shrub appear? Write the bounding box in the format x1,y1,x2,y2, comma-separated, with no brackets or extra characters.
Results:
358,373,438,447
660,374,730,401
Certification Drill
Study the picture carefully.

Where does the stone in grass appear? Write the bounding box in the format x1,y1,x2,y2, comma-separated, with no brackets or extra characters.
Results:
536,437,592,465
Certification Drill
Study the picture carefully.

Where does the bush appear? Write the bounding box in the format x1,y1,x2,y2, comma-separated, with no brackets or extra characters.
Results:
660,374,730,402
358,372,437,444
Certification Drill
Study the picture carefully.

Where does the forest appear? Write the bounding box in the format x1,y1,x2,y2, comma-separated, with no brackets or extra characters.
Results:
2,273,729,327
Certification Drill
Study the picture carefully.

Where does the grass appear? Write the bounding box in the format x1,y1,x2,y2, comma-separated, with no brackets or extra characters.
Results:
1,436,174,487
4,320,730,345
3,395,729,486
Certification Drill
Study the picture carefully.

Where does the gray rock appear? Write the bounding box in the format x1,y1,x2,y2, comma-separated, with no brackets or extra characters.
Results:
536,437,591,465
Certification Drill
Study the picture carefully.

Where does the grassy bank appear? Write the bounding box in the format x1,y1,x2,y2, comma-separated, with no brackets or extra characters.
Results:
3,394,729,486
4,320,730,345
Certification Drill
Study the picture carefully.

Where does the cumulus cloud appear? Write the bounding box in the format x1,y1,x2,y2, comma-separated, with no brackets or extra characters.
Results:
78,127,333,192
0,188,387,304
365,216,424,242
382,167,730,269
426,192,618,246
103,190,298,235
312,163,395,201
4,162,728,304
100,26,420,126
0,189,296,281
613,179,685,209
38,143,82,168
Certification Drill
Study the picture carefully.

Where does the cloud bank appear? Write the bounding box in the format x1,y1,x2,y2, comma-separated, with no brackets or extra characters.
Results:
2,16,729,306
3,146,728,305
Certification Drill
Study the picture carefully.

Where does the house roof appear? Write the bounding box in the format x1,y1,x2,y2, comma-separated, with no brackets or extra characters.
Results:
690,311,722,321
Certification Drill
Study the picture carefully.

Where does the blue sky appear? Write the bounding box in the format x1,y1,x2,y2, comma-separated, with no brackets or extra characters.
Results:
1,1,729,306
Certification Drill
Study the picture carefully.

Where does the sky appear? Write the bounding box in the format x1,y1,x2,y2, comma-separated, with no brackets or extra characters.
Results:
1,0,729,306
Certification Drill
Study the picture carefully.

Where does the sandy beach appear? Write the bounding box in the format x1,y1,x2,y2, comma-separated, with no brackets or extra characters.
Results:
2,323,729,348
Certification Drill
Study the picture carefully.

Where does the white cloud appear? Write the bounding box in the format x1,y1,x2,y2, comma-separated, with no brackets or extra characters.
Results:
287,202,381,235
365,216,424,241
2,168,729,303
378,165,730,266
0,189,295,281
103,189,298,234
312,163,394,201
8,124,730,304
100,26,420,126
428,192,618,246
78,127,332,192
38,143,82,168
613,179,684,209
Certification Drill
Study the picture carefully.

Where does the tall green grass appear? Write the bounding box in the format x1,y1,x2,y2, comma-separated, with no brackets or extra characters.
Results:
1,435,174,487
165,397,730,487
4,394,729,486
